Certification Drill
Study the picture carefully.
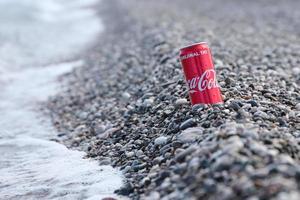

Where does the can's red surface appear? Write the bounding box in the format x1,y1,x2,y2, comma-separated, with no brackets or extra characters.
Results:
179,42,223,105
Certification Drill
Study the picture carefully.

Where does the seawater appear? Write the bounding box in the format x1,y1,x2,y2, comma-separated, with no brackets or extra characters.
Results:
0,0,124,199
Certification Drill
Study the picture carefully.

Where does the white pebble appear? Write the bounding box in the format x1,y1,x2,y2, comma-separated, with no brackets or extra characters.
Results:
125,151,134,157
144,98,154,106
175,98,188,105
295,103,300,111
154,136,168,145
122,92,131,100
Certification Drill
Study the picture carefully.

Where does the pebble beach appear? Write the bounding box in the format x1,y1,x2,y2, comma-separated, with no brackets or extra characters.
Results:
47,0,300,199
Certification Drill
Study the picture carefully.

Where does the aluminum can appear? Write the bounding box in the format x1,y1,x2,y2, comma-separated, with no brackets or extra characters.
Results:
179,42,223,105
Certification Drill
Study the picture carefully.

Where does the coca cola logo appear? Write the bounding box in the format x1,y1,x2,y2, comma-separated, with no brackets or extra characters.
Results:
187,69,219,93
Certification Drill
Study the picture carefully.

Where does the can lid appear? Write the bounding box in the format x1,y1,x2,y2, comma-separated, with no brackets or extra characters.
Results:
180,42,207,51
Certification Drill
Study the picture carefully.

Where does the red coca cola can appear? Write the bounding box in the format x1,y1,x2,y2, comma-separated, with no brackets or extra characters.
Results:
179,42,223,105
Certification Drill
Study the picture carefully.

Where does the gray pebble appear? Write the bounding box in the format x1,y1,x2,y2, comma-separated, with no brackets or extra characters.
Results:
175,145,197,162
180,118,197,130
177,127,203,143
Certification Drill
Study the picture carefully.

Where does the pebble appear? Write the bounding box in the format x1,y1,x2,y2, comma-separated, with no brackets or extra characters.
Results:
144,191,160,200
188,157,200,170
122,92,131,100
253,110,269,120
154,136,168,145
123,165,132,173
153,156,164,165
295,103,300,111
180,118,197,130
136,150,144,157
224,77,234,86
99,158,111,165
177,127,203,143
102,198,117,200
229,100,241,111
115,182,134,196
192,104,205,112
144,98,154,106
126,151,135,157
175,98,188,106
175,146,197,162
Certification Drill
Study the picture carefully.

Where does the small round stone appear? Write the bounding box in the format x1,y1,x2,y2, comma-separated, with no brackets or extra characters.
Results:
175,98,188,106
154,136,168,145
180,118,197,130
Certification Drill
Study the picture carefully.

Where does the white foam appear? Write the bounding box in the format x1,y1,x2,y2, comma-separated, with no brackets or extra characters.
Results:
0,61,83,139
0,136,124,199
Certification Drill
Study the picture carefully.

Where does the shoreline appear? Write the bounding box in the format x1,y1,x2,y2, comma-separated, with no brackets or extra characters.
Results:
48,0,300,199
0,0,126,199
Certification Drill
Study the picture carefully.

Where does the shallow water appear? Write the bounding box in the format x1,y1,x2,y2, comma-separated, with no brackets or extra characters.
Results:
0,0,124,199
